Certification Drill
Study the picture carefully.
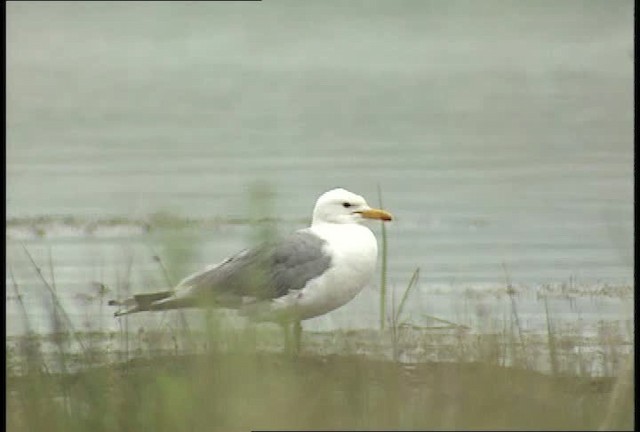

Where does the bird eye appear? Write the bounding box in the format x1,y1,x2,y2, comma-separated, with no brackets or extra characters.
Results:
342,202,352,208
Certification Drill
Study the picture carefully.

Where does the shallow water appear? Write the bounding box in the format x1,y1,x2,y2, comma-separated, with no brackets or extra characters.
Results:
7,2,633,340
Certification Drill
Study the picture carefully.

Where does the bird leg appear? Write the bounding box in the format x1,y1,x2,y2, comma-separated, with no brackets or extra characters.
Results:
280,319,302,355
292,320,302,354
281,322,292,354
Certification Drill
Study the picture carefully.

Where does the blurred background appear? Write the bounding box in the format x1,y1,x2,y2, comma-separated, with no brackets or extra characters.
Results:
7,1,633,340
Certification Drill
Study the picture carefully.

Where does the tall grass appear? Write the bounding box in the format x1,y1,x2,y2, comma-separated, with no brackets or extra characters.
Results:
544,294,559,376
389,267,420,361
377,184,388,331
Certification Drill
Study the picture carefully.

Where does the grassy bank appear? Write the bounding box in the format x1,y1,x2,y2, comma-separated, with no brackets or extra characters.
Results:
6,348,633,431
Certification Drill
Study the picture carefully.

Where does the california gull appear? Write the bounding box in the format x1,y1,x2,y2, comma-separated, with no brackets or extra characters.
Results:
109,188,393,352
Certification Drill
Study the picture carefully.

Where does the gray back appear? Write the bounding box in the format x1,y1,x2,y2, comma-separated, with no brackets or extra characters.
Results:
180,230,332,306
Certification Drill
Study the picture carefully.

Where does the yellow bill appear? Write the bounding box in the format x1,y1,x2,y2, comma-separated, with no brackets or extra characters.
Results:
359,208,393,221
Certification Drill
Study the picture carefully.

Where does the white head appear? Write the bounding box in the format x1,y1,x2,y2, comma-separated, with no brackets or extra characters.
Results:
311,188,393,226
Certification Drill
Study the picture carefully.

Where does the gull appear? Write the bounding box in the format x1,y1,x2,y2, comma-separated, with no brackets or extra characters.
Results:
109,188,393,353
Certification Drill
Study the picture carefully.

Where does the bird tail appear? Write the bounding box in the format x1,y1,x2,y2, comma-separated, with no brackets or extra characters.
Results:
108,291,174,316
109,288,238,316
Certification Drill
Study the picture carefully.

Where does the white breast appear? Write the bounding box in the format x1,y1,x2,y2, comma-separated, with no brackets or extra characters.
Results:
294,223,379,320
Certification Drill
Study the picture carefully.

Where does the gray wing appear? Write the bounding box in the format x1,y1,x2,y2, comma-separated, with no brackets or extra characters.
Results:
172,229,333,308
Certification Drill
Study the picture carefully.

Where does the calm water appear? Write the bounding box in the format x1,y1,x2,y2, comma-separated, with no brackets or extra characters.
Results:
7,2,633,337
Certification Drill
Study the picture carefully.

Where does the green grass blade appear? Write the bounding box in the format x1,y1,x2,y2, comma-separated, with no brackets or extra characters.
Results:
395,267,420,325
377,184,387,331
